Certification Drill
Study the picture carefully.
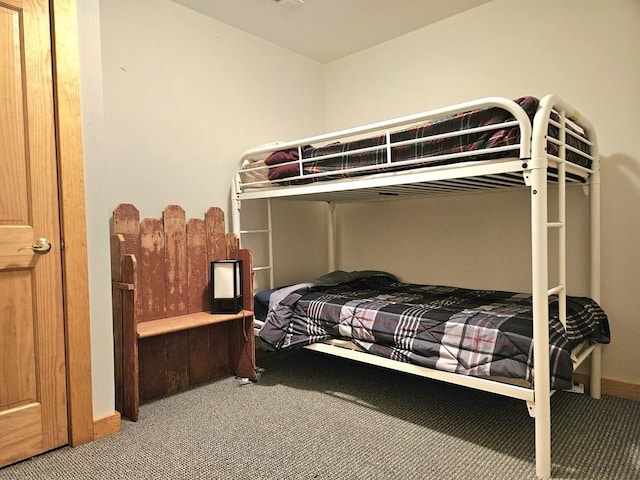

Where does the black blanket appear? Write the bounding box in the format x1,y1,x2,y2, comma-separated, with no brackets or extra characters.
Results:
259,272,610,390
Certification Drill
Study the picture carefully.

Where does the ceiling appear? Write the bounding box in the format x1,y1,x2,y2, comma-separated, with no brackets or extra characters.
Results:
171,0,493,63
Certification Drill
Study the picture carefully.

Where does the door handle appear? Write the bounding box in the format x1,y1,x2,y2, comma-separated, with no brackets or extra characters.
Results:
30,237,52,255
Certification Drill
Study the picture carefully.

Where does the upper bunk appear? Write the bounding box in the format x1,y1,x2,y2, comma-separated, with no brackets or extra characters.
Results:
233,95,598,203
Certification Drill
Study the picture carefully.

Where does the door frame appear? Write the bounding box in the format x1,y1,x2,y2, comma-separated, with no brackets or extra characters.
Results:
51,0,95,446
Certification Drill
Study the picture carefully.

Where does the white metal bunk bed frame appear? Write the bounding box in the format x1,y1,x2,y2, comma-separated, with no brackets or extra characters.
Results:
231,95,602,480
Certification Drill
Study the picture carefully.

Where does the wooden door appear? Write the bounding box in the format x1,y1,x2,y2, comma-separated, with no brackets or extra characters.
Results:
0,0,68,466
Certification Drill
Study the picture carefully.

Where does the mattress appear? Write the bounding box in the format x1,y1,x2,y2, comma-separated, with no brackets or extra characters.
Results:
257,271,610,390
240,96,592,188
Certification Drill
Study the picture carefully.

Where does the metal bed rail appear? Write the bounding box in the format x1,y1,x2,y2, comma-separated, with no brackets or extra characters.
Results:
235,97,533,198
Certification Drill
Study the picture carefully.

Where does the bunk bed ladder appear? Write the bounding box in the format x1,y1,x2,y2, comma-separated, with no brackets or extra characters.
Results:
542,99,603,403
529,97,602,480
548,109,568,328
237,198,275,290
529,99,572,480
528,147,553,480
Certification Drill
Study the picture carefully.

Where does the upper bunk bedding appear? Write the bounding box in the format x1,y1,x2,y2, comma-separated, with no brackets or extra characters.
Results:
257,271,610,391
238,96,593,192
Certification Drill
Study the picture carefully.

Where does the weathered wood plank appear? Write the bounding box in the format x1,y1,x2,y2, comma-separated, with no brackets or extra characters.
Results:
235,248,254,312
112,290,123,414
137,311,251,338
139,336,167,401
112,204,142,321
210,322,230,378
186,218,208,313
122,254,139,421
165,332,189,394
228,311,256,381
110,234,125,283
163,205,188,317
112,203,140,241
188,326,212,386
205,207,226,262
226,232,239,260
230,249,256,380
110,235,125,414
139,218,166,321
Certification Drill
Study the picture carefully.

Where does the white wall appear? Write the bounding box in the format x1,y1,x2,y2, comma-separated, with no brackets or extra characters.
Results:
335,187,590,295
77,0,111,419
80,0,326,418
325,0,640,384
238,199,329,289
99,0,325,218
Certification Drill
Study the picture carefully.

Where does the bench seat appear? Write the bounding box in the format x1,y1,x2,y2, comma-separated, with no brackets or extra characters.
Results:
110,204,256,421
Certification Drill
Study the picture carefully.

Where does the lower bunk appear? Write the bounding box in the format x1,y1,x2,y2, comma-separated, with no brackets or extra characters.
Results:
253,270,610,479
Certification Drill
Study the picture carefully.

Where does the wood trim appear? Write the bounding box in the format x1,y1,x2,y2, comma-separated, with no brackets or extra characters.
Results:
93,411,121,441
574,374,640,402
50,0,95,446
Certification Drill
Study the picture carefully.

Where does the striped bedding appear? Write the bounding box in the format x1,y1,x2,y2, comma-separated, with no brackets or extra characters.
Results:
242,96,591,187
258,271,610,390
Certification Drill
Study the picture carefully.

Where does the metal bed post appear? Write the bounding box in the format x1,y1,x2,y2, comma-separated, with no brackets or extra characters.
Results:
529,164,552,480
541,95,603,401
556,110,567,329
589,171,601,305
231,173,241,237
588,125,602,400
529,94,600,479
530,97,553,480
266,199,274,288
327,202,337,272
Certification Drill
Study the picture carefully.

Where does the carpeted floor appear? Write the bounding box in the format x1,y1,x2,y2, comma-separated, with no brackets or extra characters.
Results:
2,349,639,479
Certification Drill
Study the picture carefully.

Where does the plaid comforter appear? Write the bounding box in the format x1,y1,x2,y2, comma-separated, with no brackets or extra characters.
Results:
263,96,592,184
258,272,610,390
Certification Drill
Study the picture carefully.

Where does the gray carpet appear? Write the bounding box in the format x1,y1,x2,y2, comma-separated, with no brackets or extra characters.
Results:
2,349,639,479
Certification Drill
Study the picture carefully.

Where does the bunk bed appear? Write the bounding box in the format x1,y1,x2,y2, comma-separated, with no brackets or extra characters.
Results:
230,95,609,480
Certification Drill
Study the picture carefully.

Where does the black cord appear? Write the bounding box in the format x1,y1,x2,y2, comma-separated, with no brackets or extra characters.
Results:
242,312,249,343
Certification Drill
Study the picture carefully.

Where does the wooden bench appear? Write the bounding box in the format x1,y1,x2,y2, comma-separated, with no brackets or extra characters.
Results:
110,204,256,421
